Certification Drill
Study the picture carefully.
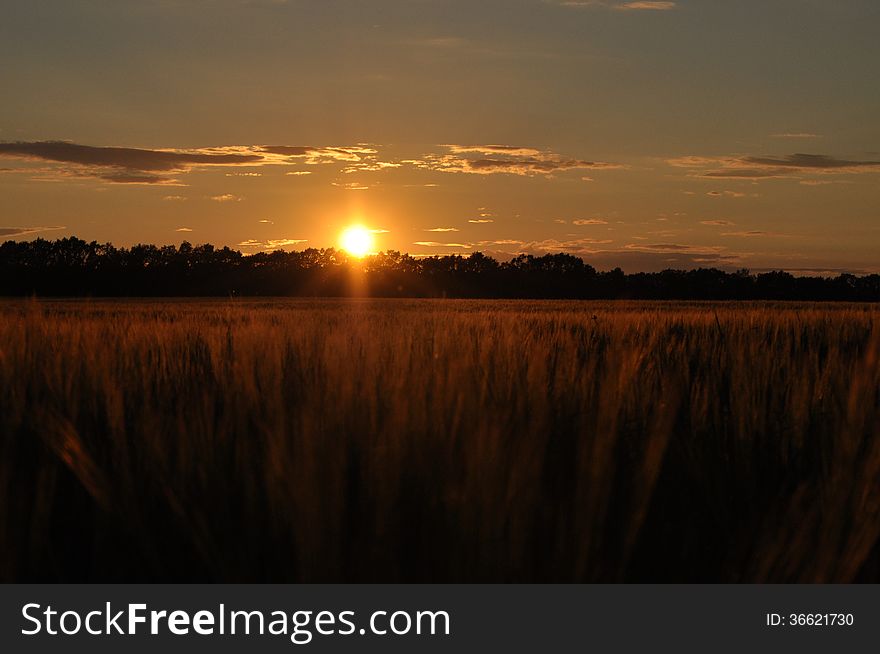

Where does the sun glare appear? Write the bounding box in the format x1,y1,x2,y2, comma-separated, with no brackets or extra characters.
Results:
339,226,374,258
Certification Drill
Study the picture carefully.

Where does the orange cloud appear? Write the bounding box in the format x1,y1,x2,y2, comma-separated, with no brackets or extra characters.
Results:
414,241,472,248
331,181,372,191
415,144,623,176
707,190,746,198
238,238,308,250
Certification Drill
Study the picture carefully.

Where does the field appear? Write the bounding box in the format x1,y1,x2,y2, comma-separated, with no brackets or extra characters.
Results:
1,299,878,583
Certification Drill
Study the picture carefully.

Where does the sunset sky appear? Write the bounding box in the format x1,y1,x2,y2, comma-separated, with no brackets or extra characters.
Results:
1,0,878,273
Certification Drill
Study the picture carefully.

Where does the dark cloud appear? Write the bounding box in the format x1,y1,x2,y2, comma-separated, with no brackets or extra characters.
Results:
751,267,875,276
1,140,623,184
0,226,66,238
721,230,791,238
415,144,623,176
0,140,379,185
0,141,260,171
625,243,725,253
700,169,787,179
743,154,880,170
669,152,880,180
614,1,676,9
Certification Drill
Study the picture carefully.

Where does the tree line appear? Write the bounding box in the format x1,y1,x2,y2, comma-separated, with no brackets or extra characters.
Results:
1,237,878,300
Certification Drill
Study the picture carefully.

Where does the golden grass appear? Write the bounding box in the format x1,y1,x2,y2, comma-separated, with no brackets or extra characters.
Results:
1,299,878,582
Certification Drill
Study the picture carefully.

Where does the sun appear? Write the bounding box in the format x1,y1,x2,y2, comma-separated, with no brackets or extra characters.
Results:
339,225,375,258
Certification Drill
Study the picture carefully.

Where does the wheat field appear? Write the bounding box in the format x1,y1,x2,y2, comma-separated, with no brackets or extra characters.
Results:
1,299,878,582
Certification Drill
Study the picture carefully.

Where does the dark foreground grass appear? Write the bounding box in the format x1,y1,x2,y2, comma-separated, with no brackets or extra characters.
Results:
1,299,878,582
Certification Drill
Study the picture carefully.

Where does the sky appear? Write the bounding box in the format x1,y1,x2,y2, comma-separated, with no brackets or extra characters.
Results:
1,0,878,273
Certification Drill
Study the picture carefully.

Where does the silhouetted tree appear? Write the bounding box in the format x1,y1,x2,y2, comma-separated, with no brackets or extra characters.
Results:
1,238,877,301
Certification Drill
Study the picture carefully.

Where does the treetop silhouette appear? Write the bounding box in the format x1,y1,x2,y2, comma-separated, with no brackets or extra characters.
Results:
2,237,878,301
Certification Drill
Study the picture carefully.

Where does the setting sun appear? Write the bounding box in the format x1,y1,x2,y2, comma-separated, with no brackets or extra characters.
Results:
339,226,375,258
